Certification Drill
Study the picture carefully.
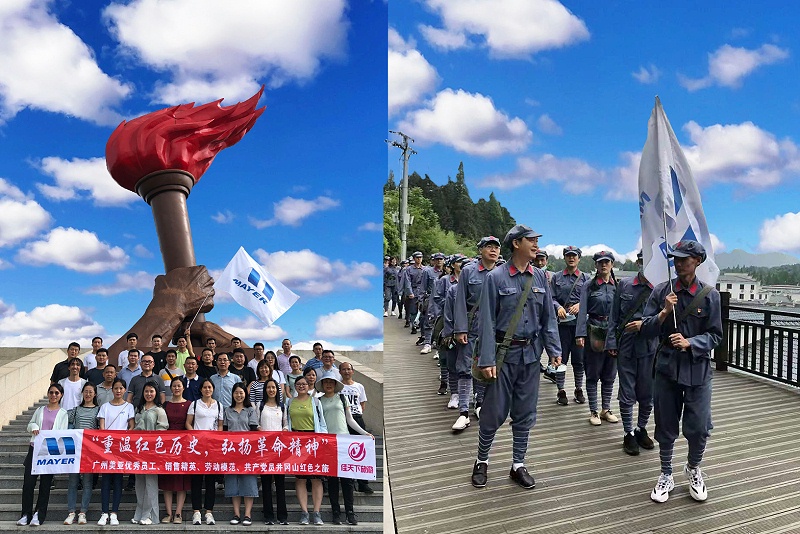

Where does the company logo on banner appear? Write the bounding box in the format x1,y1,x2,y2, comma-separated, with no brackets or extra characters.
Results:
337,435,376,480
32,429,83,474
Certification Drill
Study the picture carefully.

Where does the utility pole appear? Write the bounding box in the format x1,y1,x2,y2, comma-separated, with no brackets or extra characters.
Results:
386,131,416,260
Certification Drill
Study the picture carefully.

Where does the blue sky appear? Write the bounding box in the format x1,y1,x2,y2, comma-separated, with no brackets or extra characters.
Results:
0,1,386,350
389,0,800,263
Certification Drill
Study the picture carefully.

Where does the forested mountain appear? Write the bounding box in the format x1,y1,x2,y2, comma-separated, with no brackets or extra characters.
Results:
384,162,516,257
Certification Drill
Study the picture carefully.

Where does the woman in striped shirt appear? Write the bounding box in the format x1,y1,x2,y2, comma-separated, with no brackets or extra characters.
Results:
64,383,100,525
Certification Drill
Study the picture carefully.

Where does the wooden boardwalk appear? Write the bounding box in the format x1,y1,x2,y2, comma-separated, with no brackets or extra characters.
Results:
383,315,800,534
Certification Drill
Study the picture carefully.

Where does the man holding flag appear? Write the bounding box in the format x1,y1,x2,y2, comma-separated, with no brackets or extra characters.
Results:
637,98,722,503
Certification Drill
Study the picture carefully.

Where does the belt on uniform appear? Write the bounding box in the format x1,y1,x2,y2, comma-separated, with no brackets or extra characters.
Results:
495,332,531,346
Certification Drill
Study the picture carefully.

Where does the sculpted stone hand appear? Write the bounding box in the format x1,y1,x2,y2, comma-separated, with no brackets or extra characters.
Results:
107,266,220,358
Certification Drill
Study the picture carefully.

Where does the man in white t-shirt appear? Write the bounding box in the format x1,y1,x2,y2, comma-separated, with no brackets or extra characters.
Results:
117,333,139,368
84,336,103,370
59,358,88,411
247,342,266,374
339,362,372,494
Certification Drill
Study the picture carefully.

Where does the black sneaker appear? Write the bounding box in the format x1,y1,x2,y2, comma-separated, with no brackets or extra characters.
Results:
437,381,447,395
332,512,342,525
411,327,418,334
404,322,410,328
357,483,374,494
623,433,640,456
557,390,568,406
574,388,586,404
509,466,536,489
471,462,488,488
635,427,655,450
542,369,557,384
415,336,425,346
346,512,358,525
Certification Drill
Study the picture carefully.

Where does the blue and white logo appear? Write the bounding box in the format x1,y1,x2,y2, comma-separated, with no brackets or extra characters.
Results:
246,268,275,302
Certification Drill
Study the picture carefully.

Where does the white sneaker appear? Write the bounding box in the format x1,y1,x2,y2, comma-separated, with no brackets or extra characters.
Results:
140,518,153,525
205,512,216,525
391,310,397,316
685,464,708,501
420,343,431,354
589,412,602,426
17,516,29,526
77,513,87,525
64,512,76,525
475,406,481,419
192,511,202,525
600,409,619,423
97,513,109,526
131,518,139,524
650,473,675,503
447,393,459,409
383,311,389,317
452,415,470,431
30,512,40,526
110,513,119,526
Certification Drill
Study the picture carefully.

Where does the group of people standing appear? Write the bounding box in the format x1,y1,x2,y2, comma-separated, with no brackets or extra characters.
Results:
19,336,374,527
387,224,721,503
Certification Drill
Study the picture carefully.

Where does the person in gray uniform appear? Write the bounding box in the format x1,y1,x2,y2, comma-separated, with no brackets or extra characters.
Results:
550,246,590,405
576,251,619,426
383,256,400,317
454,236,501,418
397,259,409,320
640,240,722,503
470,224,561,490
399,252,427,333
438,256,470,426
606,251,657,455
420,253,446,353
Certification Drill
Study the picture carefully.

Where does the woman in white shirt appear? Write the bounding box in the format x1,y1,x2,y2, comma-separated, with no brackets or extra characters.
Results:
258,378,288,525
185,379,223,526
96,378,135,526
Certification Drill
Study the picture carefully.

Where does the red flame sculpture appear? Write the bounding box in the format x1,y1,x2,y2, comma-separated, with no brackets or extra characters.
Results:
106,87,265,191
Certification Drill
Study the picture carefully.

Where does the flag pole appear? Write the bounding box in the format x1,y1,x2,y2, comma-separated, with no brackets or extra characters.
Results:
662,209,678,329
186,292,212,331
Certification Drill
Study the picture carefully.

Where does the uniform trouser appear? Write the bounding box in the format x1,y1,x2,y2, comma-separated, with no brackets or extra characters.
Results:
191,474,216,511
556,324,584,390
653,373,712,474
260,474,287,522
67,472,93,513
443,346,457,393
328,476,355,514
22,445,54,523
477,361,540,464
453,342,473,413
404,297,418,324
585,347,617,413
383,287,398,312
617,350,654,433
133,474,159,522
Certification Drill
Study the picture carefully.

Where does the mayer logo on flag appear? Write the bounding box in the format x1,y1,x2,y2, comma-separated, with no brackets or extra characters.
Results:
214,247,299,326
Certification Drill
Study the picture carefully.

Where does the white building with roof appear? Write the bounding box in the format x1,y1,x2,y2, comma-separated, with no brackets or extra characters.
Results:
716,273,762,302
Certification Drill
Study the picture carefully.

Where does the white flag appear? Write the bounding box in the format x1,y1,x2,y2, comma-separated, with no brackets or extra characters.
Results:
638,97,719,287
213,247,299,326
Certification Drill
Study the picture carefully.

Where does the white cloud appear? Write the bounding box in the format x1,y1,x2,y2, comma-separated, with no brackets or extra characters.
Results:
253,249,379,295
217,316,287,343
480,153,603,193
84,271,156,296
133,244,154,258
315,309,382,339
211,210,235,224
759,212,800,253
0,258,11,270
387,27,414,52
388,47,439,117
710,233,725,254
358,222,382,232
17,227,128,273
418,24,467,51
249,196,339,229
537,114,562,135
679,43,789,91
398,89,531,157
0,0,131,125
421,0,589,57
632,64,661,84
0,302,105,348
104,0,348,104
36,157,139,206
682,120,799,188
291,339,355,352
0,182,52,247
0,177,27,201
